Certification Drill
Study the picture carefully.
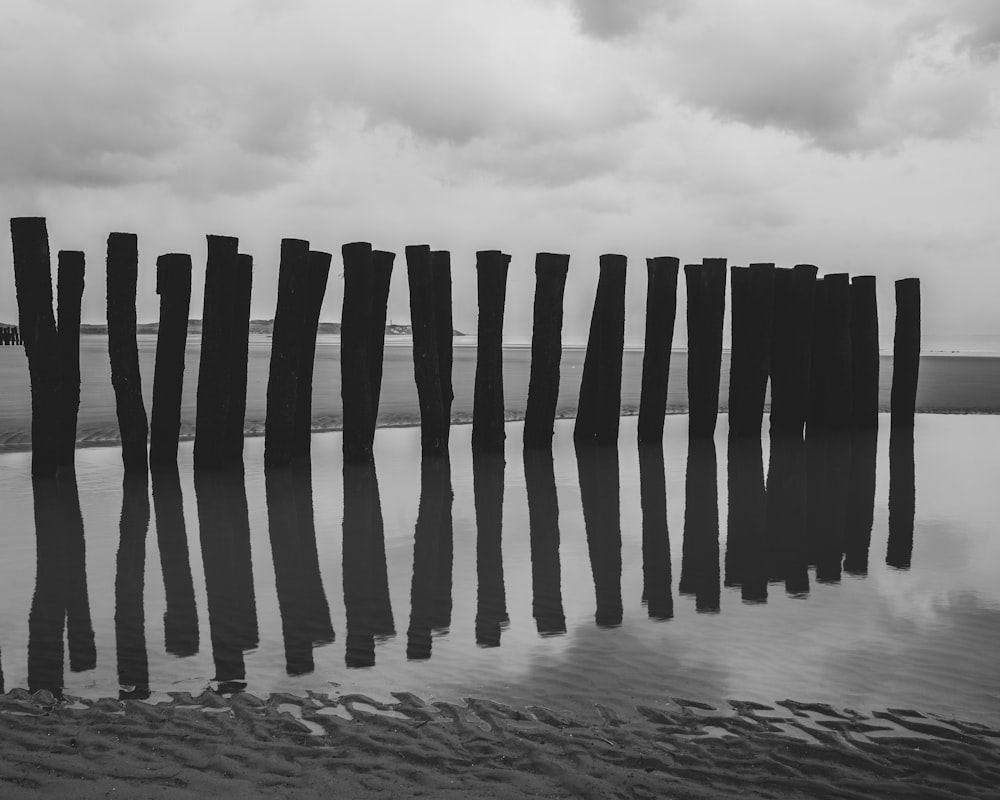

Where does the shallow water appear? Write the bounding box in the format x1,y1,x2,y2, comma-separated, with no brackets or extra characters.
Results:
0,414,998,726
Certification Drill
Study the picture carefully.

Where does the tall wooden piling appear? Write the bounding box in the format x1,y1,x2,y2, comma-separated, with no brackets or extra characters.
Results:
728,263,775,436
264,238,311,467
851,276,879,429
194,235,239,469
106,232,148,473
149,254,192,466
10,217,60,477
406,245,447,458
473,250,511,453
637,256,679,443
807,277,828,429
890,278,920,429
370,250,395,418
523,252,569,448
685,258,727,438
574,254,627,445
341,242,375,464
56,250,85,468
770,265,817,436
225,253,254,461
821,273,852,430
291,249,331,461
431,250,454,439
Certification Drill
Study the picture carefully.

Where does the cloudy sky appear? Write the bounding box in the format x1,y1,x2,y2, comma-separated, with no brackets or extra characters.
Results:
2,0,998,344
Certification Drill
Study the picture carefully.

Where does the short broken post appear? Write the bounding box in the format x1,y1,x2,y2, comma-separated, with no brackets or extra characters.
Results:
728,262,775,436
890,278,920,429
406,245,447,458
523,253,569,449
106,232,148,473
770,265,817,436
850,276,879,429
149,254,192,466
291,249,331,461
637,256,679,443
472,250,511,453
574,254,627,445
56,250,85,468
341,242,375,464
225,253,254,461
686,258,727,438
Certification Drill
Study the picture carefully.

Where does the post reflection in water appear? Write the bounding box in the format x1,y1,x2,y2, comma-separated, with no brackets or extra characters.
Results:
765,434,810,596
524,448,565,635
151,465,199,657
680,439,720,613
407,457,454,660
805,430,852,584
28,474,97,696
474,452,508,646
887,427,916,569
265,464,335,676
575,443,623,627
844,430,878,576
342,461,395,668
726,436,768,604
638,443,672,621
115,473,151,700
194,467,259,692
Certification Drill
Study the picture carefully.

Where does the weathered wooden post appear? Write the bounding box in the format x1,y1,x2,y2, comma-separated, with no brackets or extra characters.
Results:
728,263,775,436
574,254,627,445
369,250,395,419
10,217,60,477
524,448,565,635
406,245,447,458
194,235,238,469
770,265,817,436
341,242,375,463
685,258,727,438
639,442,672,620
474,452,507,646
473,250,511,453
431,250,454,438
850,276,879,429
637,256,679,443
292,249,331,460
106,233,148,473
56,250,85,468
807,277,828,430
149,254,192,466
523,252,569,448
264,238,311,467
225,253,253,461
891,278,920,429
821,273,852,430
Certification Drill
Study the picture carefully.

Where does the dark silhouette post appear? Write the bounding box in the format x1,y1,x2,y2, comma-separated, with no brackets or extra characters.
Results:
728,263,775,436
524,448,565,635
725,436,768,603
686,258,727,438
341,243,376,464
474,452,507,646
431,250,454,441
11,217,60,477
523,253,569,448
574,254,627,445
195,235,239,468
265,238,311,467
639,442,673,620
576,444,623,627
226,253,254,461
891,278,921,429
770,264,818,436
821,273,852,430
679,439,720,612
115,473,151,699
638,256,679,443
370,250,395,419
291,250,331,461
406,245,447,458
107,233,148,473
149,254,192,465
851,276,879,429
473,250,511,453
886,427,916,569
807,277,828,431
56,250,85,468
28,479,66,695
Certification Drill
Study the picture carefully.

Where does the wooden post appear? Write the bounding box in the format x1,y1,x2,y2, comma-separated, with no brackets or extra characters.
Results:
341,242,375,464
770,265,817,436
891,278,920,429
524,448,565,635
685,258,727,438
637,256,679,443
405,245,447,458
821,273,852,430
56,250,85,468
728,263,775,436
473,250,511,453
369,250,395,420
639,442,672,620
292,249,331,460
106,232,148,473
431,250,454,439
851,276,879,429
194,235,238,469
264,238,311,467
574,254,626,445
226,253,254,461
473,452,507,646
149,254,192,466
10,217,60,477
523,252,569,449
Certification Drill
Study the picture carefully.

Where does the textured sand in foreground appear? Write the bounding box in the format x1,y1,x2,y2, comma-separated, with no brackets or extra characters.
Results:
2,690,998,799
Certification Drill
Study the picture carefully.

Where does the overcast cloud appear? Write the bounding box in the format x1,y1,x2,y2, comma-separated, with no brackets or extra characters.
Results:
1,0,998,342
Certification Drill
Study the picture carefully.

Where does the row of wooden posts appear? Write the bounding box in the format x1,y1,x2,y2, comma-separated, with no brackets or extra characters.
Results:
0,326,21,345
10,217,921,478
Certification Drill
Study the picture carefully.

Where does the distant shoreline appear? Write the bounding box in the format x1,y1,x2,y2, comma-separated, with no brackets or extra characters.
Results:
67,320,466,336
